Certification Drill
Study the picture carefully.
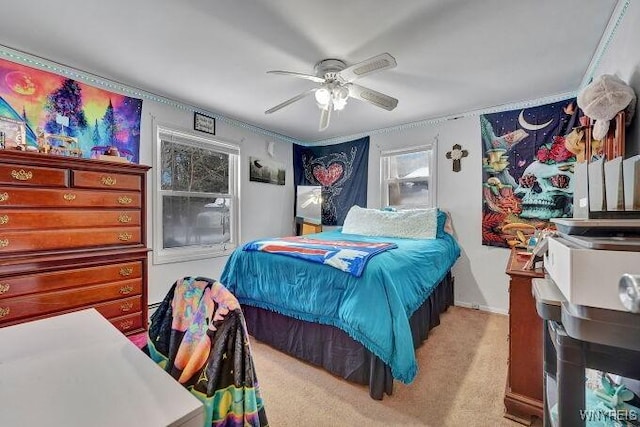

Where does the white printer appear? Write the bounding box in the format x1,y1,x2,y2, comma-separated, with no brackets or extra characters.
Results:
544,219,640,311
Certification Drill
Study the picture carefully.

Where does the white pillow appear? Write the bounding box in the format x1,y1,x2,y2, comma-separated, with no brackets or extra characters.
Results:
341,205,437,239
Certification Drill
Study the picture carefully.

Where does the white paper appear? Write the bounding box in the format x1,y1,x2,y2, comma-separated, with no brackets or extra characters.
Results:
623,155,640,210
572,161,589,218
604,157,624,211
588,158,606,212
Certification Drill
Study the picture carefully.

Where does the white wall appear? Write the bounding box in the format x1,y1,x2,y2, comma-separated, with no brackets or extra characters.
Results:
140,102,295,304
369,119,511,314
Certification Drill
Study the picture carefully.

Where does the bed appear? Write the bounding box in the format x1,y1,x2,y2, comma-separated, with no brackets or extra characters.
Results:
220,209,460,399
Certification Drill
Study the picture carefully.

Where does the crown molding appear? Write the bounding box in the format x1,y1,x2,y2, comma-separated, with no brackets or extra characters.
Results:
0,45,300,146
300,91,578,146
579,0,631,89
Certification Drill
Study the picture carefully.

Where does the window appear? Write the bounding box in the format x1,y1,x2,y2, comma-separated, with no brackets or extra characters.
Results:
153,124,239,264
380,143,436,209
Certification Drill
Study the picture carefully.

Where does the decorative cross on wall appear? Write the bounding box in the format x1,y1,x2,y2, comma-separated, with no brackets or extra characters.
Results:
446,144,468,172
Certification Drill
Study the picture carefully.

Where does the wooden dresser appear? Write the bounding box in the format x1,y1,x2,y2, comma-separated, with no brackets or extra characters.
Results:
504,249,545,425
0,150,150,336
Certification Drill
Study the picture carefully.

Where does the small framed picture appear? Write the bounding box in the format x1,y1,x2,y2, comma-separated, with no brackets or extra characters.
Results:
0,116,26,150
194,112,215,135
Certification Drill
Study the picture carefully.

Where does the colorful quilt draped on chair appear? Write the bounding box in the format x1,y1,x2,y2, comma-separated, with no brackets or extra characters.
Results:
147,276,268,427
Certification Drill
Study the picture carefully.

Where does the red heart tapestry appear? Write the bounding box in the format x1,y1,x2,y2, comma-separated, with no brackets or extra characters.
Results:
293,137,369,226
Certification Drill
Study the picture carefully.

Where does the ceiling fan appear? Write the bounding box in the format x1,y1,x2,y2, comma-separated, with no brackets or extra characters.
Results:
265,53,398,131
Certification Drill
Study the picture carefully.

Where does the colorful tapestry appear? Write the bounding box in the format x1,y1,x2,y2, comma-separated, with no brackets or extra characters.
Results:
243,236,397,277
0,57,142,162
293,136,369,225
147,277,268,427
481,99,584,248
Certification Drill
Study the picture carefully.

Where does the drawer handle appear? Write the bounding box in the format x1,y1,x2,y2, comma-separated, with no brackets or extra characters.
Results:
0,215,8,225
119,320,134,330
120,301,134,312
11,169,33,181
118,214,132,224
119,285,134,295
0,192,9,202
119,267,133,276
118,196,132,205
63,193,77,201
0,283,9,295
0,239,8,248
118,232,132,242
101,176,117,186
0,307,9,319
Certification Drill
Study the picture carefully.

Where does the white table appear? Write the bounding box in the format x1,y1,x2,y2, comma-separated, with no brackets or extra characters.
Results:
0,309,204,427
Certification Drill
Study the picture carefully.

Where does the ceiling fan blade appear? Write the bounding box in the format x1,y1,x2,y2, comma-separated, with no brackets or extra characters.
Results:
348,84,398,111
337,53,397,83
318,104,332,131
265,89,316,114
267,70,325,83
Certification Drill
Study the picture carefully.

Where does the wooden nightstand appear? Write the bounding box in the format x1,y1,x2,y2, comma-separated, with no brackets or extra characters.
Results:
295,217,322,235
504,249,544,425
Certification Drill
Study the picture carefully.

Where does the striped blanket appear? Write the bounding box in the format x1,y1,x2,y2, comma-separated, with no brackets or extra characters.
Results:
242,236,397,277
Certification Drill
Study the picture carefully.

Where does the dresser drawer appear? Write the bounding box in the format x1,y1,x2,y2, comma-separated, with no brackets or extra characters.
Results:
72,170,141,191
0,187,141,208
0,261,143,300
0,163,68,187
0,226,141,253
0,209,141,230
109,312,145,334
94,296,143,319
0,278,142,324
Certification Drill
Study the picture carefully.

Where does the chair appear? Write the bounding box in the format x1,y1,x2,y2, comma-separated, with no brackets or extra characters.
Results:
147,276,268,427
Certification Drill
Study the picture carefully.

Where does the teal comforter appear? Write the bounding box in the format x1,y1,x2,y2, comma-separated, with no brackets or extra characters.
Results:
220,229,460,384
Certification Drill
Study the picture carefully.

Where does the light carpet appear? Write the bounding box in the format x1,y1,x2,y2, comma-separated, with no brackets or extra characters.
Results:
250,306,541,427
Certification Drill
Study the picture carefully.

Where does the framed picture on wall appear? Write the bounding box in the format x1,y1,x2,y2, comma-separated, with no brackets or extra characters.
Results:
194,112,216,135
249,156,285,185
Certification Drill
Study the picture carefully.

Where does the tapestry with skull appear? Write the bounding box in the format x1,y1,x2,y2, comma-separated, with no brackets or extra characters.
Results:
481,99,584,248
293,136,369,226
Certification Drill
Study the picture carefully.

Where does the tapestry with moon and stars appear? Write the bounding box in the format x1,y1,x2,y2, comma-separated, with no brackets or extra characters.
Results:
480,98,585,248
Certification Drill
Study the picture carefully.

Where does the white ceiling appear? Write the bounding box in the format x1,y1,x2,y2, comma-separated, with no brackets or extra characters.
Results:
0,0,620,143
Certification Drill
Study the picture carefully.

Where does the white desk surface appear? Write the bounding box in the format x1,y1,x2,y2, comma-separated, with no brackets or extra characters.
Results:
0,309,204,427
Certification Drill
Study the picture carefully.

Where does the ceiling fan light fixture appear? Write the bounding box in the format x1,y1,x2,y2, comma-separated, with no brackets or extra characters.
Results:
265,53,398,130
331,85,349,111
314,87,331,107
315,84,349,111
333,99,347,111
334,85,349,100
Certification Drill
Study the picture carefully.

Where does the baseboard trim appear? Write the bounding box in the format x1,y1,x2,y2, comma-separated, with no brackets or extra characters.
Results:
455,300,508,316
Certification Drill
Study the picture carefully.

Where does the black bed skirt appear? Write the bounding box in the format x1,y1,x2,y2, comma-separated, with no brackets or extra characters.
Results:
242,272,454,400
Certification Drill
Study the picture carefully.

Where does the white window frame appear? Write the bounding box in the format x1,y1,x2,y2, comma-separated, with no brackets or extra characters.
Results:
152,122,240,264
380,142,437,209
